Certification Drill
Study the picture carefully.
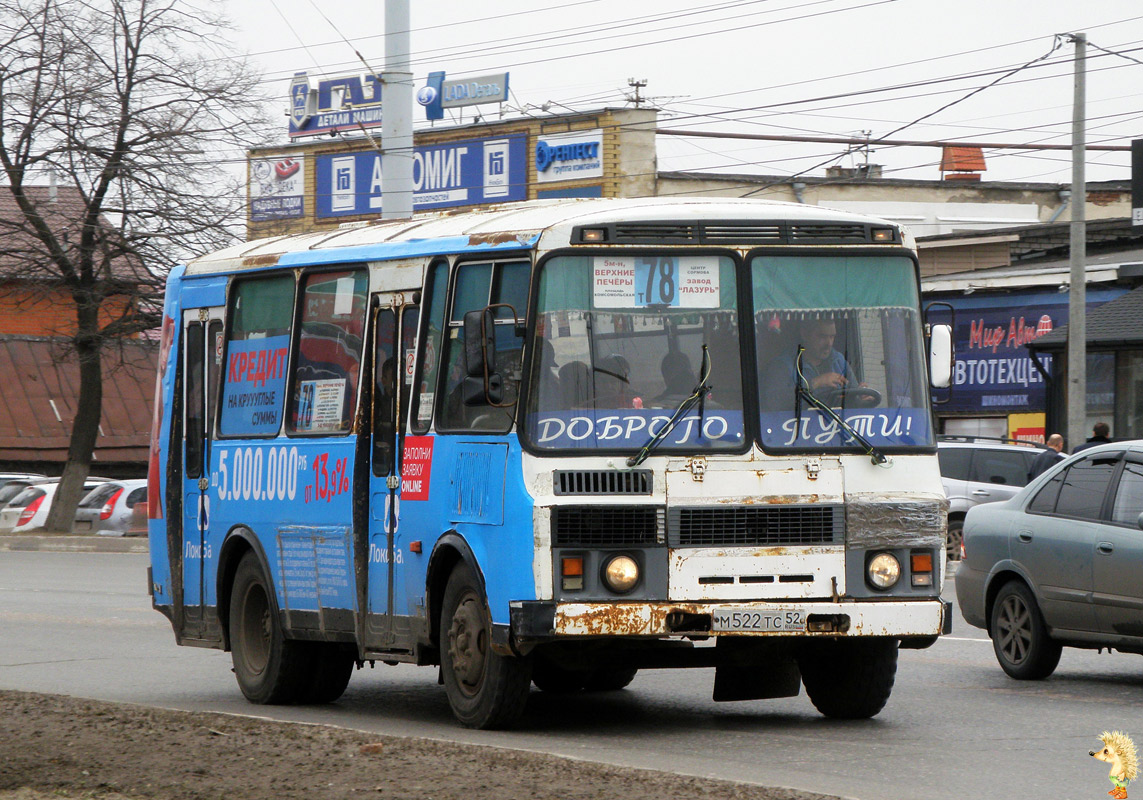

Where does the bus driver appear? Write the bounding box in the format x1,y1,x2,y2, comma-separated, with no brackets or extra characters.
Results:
762,317,876,409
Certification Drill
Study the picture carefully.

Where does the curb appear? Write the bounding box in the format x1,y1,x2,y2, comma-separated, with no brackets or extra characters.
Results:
0,533,148,554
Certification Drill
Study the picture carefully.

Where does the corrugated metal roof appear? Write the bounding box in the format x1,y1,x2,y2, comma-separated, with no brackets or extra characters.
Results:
0,336,156,466
1030,285,1143,350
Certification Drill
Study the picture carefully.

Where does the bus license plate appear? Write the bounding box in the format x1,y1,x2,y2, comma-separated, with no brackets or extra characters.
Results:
712,609,806,632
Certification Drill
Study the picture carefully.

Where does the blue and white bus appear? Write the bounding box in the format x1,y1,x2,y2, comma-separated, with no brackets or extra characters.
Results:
148,197,953,728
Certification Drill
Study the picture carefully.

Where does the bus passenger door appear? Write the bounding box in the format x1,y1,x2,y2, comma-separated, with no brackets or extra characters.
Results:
181,308,223,638
366,297,418,649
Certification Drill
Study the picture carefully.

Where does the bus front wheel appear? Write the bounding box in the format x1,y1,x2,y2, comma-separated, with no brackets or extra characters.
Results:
229,552,312,704
797,638,898,719
440,563,531,728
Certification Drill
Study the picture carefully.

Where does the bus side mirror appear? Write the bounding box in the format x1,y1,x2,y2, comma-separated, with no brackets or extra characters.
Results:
929,324,952,388
462,308,503,405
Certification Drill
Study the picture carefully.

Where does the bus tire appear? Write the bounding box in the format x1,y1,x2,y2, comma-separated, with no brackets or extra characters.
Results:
440,563,531,729
531,659,589,693
301,644,355,704
229,552,312,705
797,638,898,719
583,667,638,692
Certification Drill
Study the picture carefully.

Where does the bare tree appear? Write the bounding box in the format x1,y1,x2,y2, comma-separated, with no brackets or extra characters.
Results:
0,0,270,530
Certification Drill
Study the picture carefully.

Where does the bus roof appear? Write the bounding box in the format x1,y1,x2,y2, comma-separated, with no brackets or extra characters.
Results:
184,197,906,276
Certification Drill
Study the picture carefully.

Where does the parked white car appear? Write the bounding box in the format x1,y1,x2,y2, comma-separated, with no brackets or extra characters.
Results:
0,478,107,534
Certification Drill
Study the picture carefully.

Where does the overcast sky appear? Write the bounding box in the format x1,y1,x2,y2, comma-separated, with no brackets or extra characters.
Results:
227,0,1142,186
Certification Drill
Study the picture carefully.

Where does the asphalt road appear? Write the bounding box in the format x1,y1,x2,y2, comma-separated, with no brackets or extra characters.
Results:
2,549,1140,800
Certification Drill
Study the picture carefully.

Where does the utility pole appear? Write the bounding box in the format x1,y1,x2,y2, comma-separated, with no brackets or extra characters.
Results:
1067,33,1086,451
381,0,413,219
627,78,647,108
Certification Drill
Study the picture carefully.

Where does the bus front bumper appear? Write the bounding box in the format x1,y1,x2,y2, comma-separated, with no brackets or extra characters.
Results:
508,598,951,641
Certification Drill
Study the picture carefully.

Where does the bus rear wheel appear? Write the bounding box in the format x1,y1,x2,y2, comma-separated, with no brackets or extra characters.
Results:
229,552,312,705
797,638,898,719
302,644,356,704
440,563,531,728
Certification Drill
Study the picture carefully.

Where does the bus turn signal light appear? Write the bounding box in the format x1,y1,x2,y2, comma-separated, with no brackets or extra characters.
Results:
562,556,584,591
911,552,933,587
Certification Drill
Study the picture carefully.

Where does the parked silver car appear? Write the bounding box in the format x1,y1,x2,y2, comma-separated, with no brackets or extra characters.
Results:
937,437,1047,560
73,479,148,536
955,441,1143,679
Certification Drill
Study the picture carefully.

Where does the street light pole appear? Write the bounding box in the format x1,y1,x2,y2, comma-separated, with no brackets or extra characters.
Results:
1066,32,1086,451
381,0,413,220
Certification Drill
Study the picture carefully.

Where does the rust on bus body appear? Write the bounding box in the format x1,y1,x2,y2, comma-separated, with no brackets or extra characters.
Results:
240,253,281,268
715,494,822,505
466,232,531,247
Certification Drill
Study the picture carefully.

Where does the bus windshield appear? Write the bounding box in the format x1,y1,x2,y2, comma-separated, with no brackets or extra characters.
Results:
753,254,933,451
525,254,746,453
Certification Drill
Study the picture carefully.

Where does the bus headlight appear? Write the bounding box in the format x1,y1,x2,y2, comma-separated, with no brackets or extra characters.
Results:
602,555,640,593
867,553,901,590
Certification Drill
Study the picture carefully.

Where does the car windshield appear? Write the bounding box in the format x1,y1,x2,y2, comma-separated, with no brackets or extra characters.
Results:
752,255,933,451
525,254,745,453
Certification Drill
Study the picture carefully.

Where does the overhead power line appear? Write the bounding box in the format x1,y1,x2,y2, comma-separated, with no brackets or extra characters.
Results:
655,129,1133,152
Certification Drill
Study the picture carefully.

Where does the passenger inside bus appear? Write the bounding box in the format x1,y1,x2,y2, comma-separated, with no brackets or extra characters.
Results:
653,351,696,404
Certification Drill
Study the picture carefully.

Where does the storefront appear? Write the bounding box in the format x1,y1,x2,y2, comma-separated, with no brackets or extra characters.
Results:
1029,285,1143,444
924,284,1128,442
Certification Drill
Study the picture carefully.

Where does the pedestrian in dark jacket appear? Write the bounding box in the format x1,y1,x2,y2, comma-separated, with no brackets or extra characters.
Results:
1028,433,1066,481
1072,421,1112,453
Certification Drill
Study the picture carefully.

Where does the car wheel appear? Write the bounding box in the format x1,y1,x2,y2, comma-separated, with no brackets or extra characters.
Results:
796,639,898,719
989,581,1061,680
440,563,531,728
945,517,964,562
229,552,314,704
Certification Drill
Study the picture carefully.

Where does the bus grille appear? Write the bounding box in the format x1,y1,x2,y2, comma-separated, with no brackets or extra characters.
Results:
553,469,653,495
552,506,664,546
669,505,843,547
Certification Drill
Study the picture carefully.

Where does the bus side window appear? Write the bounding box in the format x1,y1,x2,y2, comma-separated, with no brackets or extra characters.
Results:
219,274,295,437
438,259,528,432
207,320,223,438
399,305,419,431
373,308,397,476
287,269,368,435
411,260,448,434
185,322,204,478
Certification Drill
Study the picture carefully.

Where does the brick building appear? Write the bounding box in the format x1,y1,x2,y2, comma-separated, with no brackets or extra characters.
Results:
0,186,157,475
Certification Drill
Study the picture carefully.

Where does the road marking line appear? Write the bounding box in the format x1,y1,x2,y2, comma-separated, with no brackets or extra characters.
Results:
941,635,990,643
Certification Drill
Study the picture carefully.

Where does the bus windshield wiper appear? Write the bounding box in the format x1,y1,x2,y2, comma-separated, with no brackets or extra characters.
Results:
627,345,711,467
795,347,887,466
